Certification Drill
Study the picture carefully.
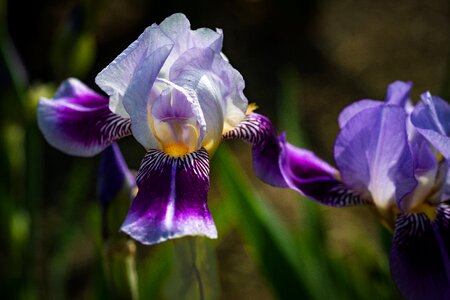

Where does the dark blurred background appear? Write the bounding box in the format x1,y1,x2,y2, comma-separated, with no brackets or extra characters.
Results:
2,0,450,299
8,0,450,156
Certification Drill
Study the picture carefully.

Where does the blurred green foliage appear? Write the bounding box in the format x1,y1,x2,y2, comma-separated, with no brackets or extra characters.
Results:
2,0,449,299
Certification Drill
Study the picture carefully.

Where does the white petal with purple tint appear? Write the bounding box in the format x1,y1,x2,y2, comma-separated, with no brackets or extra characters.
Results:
95,25,174,118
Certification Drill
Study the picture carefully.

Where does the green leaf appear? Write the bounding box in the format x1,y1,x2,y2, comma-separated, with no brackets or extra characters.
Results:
164,238,220,300
214,145,312,299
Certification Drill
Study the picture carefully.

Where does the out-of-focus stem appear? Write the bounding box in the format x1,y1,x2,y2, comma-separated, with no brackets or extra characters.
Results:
103,238,139,300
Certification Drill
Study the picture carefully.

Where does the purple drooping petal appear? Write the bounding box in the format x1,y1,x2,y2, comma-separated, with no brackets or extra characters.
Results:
37,78,131,157
411,92,450,159
278,135,366,206
435,203,450,285
120,148,216,245
97,143,135,209
335,105,417,210
223,113,287,187
390,210,450,300
385,80,413,106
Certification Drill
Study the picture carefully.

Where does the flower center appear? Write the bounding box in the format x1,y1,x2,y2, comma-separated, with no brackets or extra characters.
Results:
153,118,200,157
163,143,190,157
409,202,438,221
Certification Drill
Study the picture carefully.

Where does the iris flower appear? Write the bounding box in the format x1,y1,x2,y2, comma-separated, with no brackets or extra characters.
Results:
37,13,284,245
279,81,450,299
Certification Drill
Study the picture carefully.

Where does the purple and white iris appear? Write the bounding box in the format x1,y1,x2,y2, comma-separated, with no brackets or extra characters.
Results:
37,13,284,245
279,81,450,299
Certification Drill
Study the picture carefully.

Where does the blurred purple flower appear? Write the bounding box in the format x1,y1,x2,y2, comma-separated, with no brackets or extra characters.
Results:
280,81,450,299
37,13,285,245
97,143,135,210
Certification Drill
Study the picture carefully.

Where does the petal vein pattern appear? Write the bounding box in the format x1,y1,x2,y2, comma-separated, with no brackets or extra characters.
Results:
223,113,288,187
120,148,216,245
37,78,132,157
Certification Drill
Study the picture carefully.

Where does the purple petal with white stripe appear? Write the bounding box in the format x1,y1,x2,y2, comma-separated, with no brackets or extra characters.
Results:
279,135,365,206
97,143,135,209
335,105,417,210
411,92,450,159
390,207,450,300
223,113,287,187
120,148,216,245
37,78,131,157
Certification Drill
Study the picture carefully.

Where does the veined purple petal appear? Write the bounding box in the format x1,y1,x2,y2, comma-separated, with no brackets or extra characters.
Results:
338,99,383,129
279,135,365,206
37,78,131,157
435,203,450,286
385,80,413,106
120,148,216,245
223,113,287,187
436,203,450,277
390,209,450,300
335,105,417,210
97,143,135,209
411,92,450,160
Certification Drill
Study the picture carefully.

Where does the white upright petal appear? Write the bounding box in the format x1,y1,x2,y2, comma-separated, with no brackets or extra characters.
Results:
95,25,174,118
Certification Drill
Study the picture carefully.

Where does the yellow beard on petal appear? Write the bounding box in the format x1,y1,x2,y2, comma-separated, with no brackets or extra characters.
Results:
163,143,190,157
246,102,258,115
154,119,200,157
203,137,223,157
410,202,438,221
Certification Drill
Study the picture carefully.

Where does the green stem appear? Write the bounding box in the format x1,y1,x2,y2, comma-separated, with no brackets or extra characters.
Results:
103,238,139,300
